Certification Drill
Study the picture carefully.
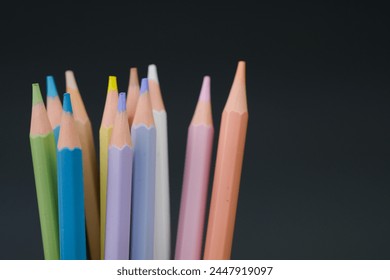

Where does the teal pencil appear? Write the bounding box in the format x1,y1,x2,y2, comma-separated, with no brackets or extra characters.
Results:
57,93,87,260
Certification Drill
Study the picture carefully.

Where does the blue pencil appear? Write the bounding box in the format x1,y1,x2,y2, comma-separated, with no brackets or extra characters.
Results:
57,93,87,260
131,78,156,259
46,75,62,144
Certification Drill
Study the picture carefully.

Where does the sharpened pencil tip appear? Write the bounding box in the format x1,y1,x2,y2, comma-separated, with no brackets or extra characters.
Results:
140,78,149,94
130,68,139,86
118,92,126,112
65,70,78,90
235,61,246,84
63,93,73,113
147,64,159,84
224,60,247,112
46,76,58,98
32,83,43,105
199,76,211,101
108,76,118,92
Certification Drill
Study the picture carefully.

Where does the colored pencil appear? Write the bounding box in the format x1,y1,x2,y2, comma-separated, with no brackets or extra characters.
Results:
126,67,139,126
175,76,214,260
131,78,156,260
99,76,118,259
203,61,248,260
57,93,87,260
46,76,62,144
30,83,60,260
148,64,171,260
65,70,100,260
105,92,134,260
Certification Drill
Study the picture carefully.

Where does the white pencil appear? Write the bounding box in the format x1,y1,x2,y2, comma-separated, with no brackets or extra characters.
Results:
148,64,171,259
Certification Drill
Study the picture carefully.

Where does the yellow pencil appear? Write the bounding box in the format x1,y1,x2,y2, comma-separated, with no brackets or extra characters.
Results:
99,76,118,259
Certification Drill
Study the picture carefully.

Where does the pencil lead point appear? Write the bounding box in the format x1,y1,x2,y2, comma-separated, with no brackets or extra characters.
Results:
130,68,139,86
46,76,58,98
65,70,78,90
199,76,211,101
140,78,149,94
118,92,126,112
63,93,73,113
147,64,159,84
108,76,118,92
234,61,246,85
32,83,43,105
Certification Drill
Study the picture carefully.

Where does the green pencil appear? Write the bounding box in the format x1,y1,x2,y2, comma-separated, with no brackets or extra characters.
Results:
30,83,60,259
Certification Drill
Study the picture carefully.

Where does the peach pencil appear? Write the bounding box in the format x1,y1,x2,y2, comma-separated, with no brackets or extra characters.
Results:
203,62,248,260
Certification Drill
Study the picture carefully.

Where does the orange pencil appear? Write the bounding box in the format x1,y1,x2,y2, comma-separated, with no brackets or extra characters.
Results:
203,61,248,260
65,70,100,260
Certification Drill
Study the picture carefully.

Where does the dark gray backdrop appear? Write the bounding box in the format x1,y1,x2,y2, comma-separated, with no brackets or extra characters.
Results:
1,1,390,259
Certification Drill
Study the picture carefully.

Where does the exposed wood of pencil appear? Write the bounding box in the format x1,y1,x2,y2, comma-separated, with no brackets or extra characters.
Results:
148,64,165,111
65,70,100,260
203,61,248,260
99,76,118,259
46,95,62,129
46,76,62,143
126,68,140,126
132,89,155,127
110,96,132,148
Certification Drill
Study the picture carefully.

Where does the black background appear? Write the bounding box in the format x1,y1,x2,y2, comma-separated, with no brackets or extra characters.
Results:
1,1,390,259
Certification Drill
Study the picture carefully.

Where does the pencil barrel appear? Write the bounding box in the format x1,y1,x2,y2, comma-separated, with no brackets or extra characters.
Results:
75,121,100,260
153,111,171,260
131,126,156,260
30,134,60,260
175,125,214,260
105,146,133,260
99,127,112,259
204,111,248,260
57,148,87,260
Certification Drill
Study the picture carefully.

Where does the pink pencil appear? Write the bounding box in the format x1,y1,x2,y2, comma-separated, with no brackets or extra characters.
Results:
175,76,214,259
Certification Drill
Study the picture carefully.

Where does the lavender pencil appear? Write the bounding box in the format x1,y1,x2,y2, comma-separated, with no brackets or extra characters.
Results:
105,93,133,260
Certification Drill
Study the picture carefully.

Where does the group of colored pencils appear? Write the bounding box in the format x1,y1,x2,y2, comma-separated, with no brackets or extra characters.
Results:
29,61,248,260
